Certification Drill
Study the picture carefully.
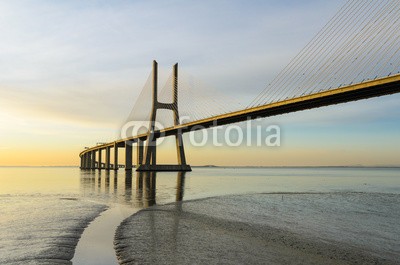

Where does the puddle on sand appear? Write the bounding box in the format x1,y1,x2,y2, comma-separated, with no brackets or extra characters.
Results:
72,205,138,265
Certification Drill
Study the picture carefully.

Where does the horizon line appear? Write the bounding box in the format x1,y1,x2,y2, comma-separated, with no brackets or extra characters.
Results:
1,165,400,169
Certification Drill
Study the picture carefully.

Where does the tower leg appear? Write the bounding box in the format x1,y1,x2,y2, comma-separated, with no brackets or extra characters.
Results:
143,134,155,165
136,61,191,172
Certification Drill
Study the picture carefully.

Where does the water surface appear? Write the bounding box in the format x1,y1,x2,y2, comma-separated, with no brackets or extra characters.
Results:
1,166,399,264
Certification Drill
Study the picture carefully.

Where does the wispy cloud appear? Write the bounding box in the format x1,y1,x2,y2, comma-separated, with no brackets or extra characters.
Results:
0,0,346,127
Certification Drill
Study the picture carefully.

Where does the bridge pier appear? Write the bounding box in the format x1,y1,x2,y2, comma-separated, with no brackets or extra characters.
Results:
105,147,111,170
80,155,84,169
98,149,102,170
125,141,133,171
114,142,119,171
136,61,191,172
91,151,96,170
136,140,144,168
85,154,88,169
85,153,91,169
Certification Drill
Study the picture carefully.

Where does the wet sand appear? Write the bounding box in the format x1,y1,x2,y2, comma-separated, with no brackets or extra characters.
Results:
0,195,107,265
115,193,400,265
72,205,138,265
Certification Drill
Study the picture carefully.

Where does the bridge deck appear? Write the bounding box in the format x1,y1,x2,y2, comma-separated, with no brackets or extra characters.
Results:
80,74,400,157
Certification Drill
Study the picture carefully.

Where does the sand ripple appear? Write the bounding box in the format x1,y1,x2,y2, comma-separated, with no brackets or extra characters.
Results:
0,195,107,264
115,193,400,265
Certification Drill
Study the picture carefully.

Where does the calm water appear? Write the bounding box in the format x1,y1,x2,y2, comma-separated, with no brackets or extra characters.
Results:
1,166,400,264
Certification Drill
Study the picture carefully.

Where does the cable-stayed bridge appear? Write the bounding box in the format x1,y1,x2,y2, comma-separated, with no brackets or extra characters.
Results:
79,0,400,171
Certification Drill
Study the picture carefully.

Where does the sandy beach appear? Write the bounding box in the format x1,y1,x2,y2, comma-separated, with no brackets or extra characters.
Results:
115,193,400,265
0,195,107,265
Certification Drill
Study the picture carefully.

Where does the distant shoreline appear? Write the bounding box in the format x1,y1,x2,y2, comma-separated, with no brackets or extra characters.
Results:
192,165,400,169
1,165,400,169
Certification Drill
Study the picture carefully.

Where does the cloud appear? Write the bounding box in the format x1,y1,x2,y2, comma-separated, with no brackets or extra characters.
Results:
5,0,400,165
0,1,389,128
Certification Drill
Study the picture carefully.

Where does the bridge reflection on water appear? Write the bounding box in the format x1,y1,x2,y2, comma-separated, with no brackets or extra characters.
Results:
79,170,186,208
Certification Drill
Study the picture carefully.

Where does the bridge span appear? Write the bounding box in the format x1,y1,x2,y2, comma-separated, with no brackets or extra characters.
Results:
79,69,400,171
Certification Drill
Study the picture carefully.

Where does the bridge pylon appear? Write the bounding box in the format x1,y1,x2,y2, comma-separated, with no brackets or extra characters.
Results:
136,61,191,171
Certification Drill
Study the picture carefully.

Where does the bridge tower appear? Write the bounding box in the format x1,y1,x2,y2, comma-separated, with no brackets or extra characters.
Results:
136,61,191,171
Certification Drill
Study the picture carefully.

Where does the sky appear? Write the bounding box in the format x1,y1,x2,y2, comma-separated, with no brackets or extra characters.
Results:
0,0,399,166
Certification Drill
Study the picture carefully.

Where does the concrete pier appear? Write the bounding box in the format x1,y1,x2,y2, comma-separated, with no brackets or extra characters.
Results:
114,143,119,171
125,141,133,171
80,155,84,169
137,164,192,171
136,140,143,168
85,153,91,169
91,151,96,170
105,147,111,170
98,149,102,170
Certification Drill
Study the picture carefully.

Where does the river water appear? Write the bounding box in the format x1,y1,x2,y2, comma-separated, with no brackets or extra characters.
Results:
1,167,399,264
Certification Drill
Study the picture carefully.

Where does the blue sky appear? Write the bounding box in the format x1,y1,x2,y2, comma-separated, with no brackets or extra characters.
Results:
0,0,399,166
